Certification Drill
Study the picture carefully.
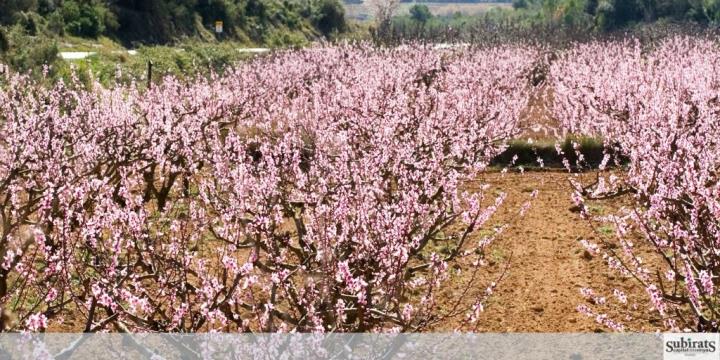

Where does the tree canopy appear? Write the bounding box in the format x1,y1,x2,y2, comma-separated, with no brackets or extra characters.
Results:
0,0,347,44
513,0,720,29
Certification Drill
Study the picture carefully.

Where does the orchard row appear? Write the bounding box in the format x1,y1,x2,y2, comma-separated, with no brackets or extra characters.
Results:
0,38,717,332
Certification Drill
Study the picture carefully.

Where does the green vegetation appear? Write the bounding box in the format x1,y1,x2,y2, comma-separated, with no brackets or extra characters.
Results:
597,225,615,236
497,0,720,30
0,23,59,73
0,0,348,83
52,40,261,87
0,0,347,44
491,136,614,169
0,27,263,85
383,0,720,43
410,4,433,23
527,0,720,29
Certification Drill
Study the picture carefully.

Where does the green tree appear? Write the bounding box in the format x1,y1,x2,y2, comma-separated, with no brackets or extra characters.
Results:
0,0,39,24
409,3,432,23
513,0,530,9
585,0,598,14
314,0,347,36
0,27,9,52
61,0,118,38
698,0,720,21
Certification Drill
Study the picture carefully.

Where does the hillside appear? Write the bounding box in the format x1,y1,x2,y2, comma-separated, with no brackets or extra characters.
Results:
0,0,347,45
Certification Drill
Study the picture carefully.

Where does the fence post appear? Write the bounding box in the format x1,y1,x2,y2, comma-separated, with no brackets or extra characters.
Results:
147,61,153,89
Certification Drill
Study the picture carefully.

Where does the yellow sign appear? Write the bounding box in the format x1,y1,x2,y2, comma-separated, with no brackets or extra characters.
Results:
215,21,223,34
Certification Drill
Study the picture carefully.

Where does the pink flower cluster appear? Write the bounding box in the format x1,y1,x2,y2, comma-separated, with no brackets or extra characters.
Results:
552,37,720,331
0,44,536,332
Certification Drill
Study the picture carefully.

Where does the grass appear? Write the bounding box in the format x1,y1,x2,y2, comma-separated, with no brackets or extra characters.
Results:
57,35,126,52
52,39,266,87
2,26,286,87
598,225,615,236
491,135,618,169
490,248,506,263
587,204,605,215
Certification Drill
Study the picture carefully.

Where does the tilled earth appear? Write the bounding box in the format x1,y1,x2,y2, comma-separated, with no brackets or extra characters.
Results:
435,170,662,332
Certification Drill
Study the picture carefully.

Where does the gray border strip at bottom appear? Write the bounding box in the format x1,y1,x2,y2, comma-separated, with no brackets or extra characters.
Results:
0,333,666,359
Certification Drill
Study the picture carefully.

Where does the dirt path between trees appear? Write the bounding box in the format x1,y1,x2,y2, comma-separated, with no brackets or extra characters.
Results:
439,89,661,332
438,171,660,332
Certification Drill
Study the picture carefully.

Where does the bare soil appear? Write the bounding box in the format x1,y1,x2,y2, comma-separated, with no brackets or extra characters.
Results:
435,170,660,332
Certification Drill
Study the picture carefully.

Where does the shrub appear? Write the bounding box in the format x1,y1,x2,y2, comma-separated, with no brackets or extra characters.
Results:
314,0,347,36
409,4,432,24
0,27,8,53
0,0,39,24
5,34,58,73
46,11,64,35
16,11,42,36
512,0,529,9
61,0,113,37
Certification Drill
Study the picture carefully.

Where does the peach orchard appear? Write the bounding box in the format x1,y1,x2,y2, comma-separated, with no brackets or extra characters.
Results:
0,38,718,333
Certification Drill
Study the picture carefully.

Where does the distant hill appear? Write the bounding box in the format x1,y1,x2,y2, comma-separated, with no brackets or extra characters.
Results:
0,0,347,46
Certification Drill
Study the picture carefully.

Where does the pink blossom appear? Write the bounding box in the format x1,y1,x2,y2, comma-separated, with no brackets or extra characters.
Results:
25,313,48,331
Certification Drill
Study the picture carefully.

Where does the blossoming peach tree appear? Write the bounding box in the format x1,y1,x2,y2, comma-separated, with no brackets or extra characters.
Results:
0,44,537,332
552,37,720,331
